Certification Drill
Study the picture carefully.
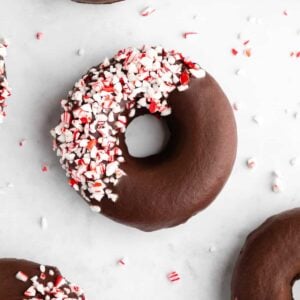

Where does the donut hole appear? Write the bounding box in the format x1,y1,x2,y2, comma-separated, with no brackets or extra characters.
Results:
293,279,300,298
125,114,170,158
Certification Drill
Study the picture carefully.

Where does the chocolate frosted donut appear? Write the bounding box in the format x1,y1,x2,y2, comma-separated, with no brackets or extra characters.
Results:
72,0,123,4
0,258,85,299
51,46,237,231
0,40,12,124
231,208,300,300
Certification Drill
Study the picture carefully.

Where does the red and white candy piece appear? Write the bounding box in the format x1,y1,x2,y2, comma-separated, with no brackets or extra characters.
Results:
0,39,12,124
271,171,284,193
16,265,85,299
117,257,128,266
140,6,156,17
16,271,29,282
167,271,181,282
246,158,256,169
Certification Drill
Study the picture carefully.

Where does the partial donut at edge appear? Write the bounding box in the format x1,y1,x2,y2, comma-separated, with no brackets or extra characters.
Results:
231,208,300,300
0,258,85,299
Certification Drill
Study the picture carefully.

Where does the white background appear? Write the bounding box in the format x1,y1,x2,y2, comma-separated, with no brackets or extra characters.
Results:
1,0,300,299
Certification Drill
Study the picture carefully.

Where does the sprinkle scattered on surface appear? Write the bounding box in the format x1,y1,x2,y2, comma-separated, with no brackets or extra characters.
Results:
77,49,85,56
231,48,238,56
252,115,263,125
41,164,49,172
167,271,181,283
183,32,199,39
36,32,44,40
19,139,26,147
209,246,217,253
117,257,128,266
271,171,284,193
140,6,156,17
235,68,246,76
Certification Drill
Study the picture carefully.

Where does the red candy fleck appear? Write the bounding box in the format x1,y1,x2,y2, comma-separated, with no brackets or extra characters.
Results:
244,48,252,57
183,32,198,39
42,164,49,172
140,6,156,17
231,48,238,56
51,46,206,205
55,275,66,288
36,32,44,40
180,71,190,85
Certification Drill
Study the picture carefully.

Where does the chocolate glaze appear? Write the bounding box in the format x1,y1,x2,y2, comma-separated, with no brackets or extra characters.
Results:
0,258,84,299
89,74,237,231
231,208,300,300
72,0,123,4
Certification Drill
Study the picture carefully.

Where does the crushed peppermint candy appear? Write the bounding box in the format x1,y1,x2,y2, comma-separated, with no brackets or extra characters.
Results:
252,115,263,125
271,171,284,193
15,265,85,299
140,6,156,17
183,32,199,39
77,49,85,57
0,40,12,124
51,46,206,211
19,138,27,147
42,163,49,172
36,32,44,40
209,245,217,253
167,271,181,282
246,158,256,169
290,157,298,166
117,257,128,266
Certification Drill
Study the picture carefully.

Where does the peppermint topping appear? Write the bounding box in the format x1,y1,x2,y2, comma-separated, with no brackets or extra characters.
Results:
167,271,181,282
51,46,206,211
15,265,85,299
0,41,12,124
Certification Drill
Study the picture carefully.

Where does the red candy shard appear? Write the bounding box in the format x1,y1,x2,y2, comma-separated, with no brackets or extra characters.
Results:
167,271,181,282
231,48,238,56
87,139,97,150
149,101,157,113
180,71,190,85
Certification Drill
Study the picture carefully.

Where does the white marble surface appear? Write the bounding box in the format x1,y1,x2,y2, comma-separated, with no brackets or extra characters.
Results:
1,0,300,299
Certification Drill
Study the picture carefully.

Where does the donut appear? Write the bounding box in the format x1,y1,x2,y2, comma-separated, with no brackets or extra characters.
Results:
0,40,12,124
51,46,237,231
0,258,85,299
231,208,300,300
72,0,123,4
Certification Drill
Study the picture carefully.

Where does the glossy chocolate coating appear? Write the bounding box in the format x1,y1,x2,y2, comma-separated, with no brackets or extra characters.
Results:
231,208,300,300
89,74,237,231
0,258,84,299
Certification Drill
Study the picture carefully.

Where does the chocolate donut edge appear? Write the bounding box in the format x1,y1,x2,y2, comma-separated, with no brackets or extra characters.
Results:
231,208,300,300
